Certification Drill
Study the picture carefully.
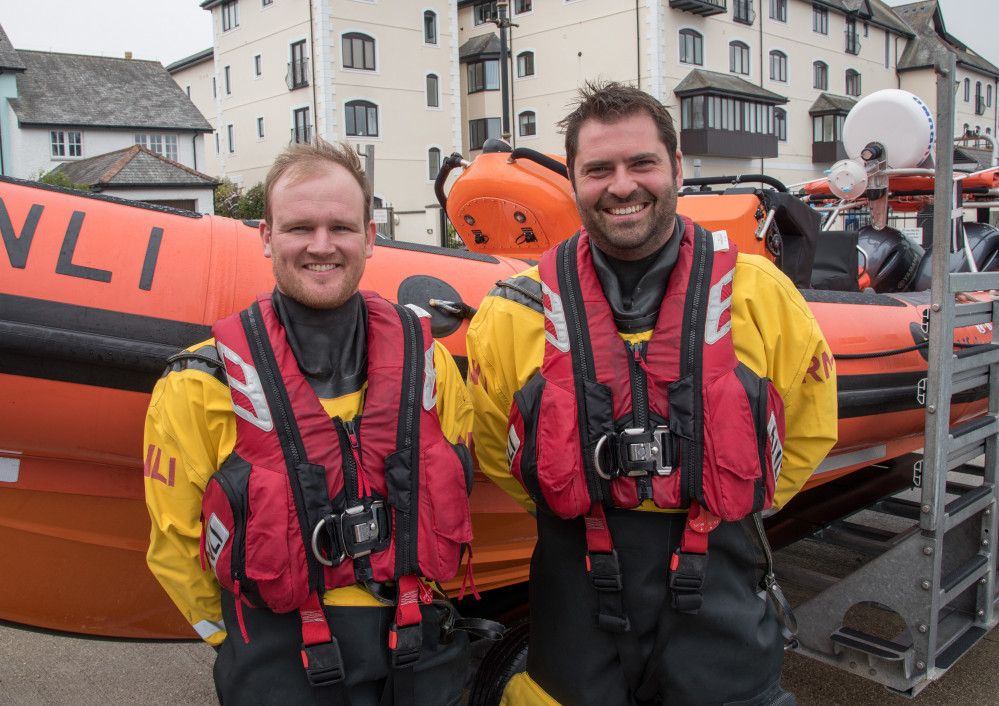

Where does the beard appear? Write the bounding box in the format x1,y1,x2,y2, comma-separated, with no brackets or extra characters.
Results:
271,257,365,310
578,183,679,261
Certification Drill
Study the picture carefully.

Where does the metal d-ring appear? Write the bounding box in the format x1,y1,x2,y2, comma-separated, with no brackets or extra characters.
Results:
310,516,343,567
593,435,612,480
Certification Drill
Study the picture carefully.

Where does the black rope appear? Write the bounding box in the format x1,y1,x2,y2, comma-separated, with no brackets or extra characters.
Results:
834,340,977,360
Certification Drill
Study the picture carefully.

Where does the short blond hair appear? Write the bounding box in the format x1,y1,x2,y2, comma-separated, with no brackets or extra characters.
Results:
263,137,372,226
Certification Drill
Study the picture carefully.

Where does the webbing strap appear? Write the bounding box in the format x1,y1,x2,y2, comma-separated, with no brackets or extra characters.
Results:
297,592,351,704
582,503,645,694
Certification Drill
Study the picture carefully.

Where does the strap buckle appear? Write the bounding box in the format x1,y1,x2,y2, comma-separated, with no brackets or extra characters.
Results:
310,500,391,567
668,549,707,613
388,622,424,668
586,549,623,592
593,426,674,480
301,639,346,687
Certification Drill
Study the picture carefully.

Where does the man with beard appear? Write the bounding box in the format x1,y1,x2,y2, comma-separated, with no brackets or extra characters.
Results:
466,81,837,704
145,138,475,705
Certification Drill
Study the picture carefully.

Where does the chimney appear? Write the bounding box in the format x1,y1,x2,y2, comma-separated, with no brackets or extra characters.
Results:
124,51,132,60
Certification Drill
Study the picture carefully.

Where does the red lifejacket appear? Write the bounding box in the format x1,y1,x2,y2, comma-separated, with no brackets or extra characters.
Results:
201,290,473,615
507,217,784,523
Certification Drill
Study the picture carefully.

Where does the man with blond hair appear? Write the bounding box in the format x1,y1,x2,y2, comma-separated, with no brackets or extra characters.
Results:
145,138,474,705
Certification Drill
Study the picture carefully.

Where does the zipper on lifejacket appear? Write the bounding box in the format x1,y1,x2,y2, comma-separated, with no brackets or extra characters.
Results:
343,419,370,499
627,341,653,501
214,472,249,595
685,234,709,504
333,419,360,501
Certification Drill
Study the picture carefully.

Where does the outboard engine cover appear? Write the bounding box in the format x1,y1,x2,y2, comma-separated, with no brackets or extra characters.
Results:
911,221,999,291
857,225,923,293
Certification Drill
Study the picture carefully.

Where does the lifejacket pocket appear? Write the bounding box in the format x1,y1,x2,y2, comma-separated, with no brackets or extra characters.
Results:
700,363,782,520
418,438,475,580
510,373,594,519
202,455,310,613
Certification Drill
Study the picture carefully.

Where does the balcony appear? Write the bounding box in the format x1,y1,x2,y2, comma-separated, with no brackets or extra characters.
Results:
291,125,312,144
669,0,726,17
812,140,848,163
287,58,310,90
681,129,778,159
845,31,861,55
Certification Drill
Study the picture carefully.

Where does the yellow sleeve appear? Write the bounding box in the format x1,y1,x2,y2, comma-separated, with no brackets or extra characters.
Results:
143,340,233,646
731,254,838,508
433,341,474,445
466,270,544,512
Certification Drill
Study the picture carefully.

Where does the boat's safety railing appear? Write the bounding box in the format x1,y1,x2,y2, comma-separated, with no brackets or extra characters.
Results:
782,53,999,696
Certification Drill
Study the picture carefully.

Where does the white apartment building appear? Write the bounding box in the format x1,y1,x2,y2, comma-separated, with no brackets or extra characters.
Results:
170,0,998,243
457,0,996,188
171,0,460,243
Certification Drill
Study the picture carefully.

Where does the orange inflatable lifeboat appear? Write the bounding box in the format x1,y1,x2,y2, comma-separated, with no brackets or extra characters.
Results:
0,176,532,639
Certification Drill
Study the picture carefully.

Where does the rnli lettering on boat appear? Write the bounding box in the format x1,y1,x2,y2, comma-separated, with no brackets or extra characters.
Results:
1,198,166,290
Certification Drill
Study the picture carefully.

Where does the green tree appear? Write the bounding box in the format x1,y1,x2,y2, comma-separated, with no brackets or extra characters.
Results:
36,170,91,192
214,178,265,220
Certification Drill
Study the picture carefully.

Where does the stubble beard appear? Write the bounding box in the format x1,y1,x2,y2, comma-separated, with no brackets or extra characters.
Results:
580,184,680,260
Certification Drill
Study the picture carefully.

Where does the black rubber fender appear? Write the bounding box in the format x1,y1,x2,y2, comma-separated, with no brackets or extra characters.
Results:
468,617,530,706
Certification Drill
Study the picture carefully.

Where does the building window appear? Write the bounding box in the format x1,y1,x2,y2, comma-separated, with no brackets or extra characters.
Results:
679,29,703,66
293,107,311,143
221,1,239,31
769,0,786,22
254,54,262,77
988,84,993,107
50,130,78,158
845,69,861,97
224,65,232,94
212,76,217,98
813,5,828,35
769,50,787,82
426,73,440,107
515,0,532,13
845,16,860,54
343,32,376,71
216,133,220,154
424,11,437,45
185,85,191,97
863,22,869,38
733,0,753,25
519,110,537,137
976,81,985,115
473,1,498,25
964,78,971,102
227,124,235,153
289,40,309,89
134,133,177,161
467,59,500,93
774,108,786,141
517,51,534,78
813,61,828,90
813,113,845,143
729,41,749,75
469,117,501,150
345,100,378,137
679,95,774,135
262,0,272,6
428,147,441,180
885,31,890,69
257,117,265,139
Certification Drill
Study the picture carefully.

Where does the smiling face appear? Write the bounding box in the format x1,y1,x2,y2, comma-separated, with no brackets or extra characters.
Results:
259,163,376,309
571,112,683,261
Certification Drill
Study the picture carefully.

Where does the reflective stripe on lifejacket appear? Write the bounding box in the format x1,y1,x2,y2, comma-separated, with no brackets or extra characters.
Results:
206,290,473,613
512,217,779,521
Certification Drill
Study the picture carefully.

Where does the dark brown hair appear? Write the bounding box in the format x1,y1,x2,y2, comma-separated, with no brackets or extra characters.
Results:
557,80,679,181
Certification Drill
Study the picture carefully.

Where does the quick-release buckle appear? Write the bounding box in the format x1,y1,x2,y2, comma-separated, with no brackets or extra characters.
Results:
301,639,346,687
310,500,391,567
593,426,674,480
388,622,423,668
586,549,624,592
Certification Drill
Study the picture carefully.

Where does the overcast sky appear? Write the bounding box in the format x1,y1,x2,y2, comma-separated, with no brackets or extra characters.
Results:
1,0,996,69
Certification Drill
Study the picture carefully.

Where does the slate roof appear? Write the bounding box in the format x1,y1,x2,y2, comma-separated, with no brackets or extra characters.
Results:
809,0,914,38
460,34,500,61
892,1,999,78
9,50,213,131
52,145,217,190
166,48,214,74
674,69,788,103
0,24,24,73
809,93,858,114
